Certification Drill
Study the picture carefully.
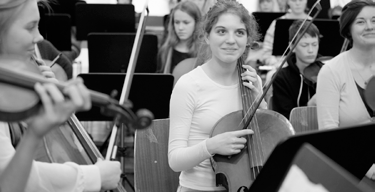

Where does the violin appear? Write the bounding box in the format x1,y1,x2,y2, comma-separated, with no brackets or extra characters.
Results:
209,1,323,191
302,37,349,85
0,56,152,129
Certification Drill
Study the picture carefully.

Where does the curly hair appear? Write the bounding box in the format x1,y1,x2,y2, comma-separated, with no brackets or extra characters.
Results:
196,0,260,65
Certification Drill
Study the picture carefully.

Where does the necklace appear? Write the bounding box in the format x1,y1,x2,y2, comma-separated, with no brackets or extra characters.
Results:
356,66,375,87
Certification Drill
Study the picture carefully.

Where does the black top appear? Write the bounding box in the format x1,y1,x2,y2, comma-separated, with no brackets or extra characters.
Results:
355,82,375,117
171,49,191,73
272,53,323,119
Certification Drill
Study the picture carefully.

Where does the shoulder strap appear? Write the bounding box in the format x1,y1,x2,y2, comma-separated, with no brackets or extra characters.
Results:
8,122,26,148
163,48,173,74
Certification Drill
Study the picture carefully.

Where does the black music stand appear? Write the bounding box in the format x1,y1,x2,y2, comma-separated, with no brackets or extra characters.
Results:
273,19,345,57
308,0,331,19
249,123,375,192
38,13,72,51
252,12,285,42
76,73,173,121
75,4,136,40
87,33,158,73
265,143,372,192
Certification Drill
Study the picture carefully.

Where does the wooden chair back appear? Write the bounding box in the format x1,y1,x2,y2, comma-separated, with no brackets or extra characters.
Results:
289,106,318,133
134,119,180,192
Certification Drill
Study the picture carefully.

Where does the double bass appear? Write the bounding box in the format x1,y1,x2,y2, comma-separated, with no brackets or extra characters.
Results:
210,1,323,191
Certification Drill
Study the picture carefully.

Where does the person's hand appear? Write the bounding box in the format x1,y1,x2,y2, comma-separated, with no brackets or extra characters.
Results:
241,65,262,98
206,129,254,156
26,78,91,138
308,94,317,106
34,57,58,83
95,158,122,190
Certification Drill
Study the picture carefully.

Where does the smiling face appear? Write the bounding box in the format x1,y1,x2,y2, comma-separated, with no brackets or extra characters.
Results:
173,9,196,41
206,13,247,65
0,0,43,61
350,6,375,48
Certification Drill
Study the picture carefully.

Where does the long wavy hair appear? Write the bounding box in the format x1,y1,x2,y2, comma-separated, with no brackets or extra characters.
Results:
195,0,260,66
158,1,202,72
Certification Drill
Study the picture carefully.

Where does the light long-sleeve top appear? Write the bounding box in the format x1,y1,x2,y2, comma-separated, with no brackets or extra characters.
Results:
0,122,101,192
168,66,265,191
316,51,373,129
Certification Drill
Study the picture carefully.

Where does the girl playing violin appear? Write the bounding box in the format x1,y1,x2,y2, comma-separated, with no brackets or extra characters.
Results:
0,0,122,191
168,0,267,191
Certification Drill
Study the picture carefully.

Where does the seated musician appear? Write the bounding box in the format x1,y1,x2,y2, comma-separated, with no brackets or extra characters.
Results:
0,0,122,191
272,20,323,119
157,1,201,73
168,0,267,191
257,0,312,67
316,0,375,180
37,39,73,80
258,0,281,12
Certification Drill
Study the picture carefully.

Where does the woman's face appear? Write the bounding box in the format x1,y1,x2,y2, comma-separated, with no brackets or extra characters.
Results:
173,9,196,41
260,0,274,12
350,6,375,47
206,13,247,65
1,0,43,61
288,0,307,15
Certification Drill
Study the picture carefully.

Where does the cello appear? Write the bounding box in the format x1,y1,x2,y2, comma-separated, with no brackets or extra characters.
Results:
210,1,323,191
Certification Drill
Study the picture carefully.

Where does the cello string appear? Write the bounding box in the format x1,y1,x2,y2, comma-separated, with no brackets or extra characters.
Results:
237,59,257,178
236,1,323,169
238,57,263,177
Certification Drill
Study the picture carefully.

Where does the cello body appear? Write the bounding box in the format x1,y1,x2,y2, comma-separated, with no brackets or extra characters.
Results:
210,109,294,191
35,115,127,192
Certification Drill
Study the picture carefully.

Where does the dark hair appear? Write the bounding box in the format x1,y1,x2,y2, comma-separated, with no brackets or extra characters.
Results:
196,0,259,64
288,20,320,44
339,0,375,43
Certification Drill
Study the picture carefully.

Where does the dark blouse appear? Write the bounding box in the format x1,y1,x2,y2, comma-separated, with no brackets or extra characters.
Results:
171,49,191,73
355,82,375,117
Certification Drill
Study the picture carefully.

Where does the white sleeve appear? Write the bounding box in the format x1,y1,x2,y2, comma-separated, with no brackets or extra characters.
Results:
316,65,340,129
168,78,212,172
0,122,101,192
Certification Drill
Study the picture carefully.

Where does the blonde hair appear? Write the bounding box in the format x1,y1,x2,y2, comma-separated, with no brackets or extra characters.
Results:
158,1,202,72
258,0,281,12
0,0,49,53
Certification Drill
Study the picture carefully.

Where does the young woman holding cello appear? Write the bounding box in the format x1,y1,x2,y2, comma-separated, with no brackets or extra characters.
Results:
0,0,122,191
168,0,269,191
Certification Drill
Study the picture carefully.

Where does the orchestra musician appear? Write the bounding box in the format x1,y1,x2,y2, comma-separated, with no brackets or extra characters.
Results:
0,0,122,191
272,20,323,119
157,0,202,73
168,0,267,191
316,0,375,181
